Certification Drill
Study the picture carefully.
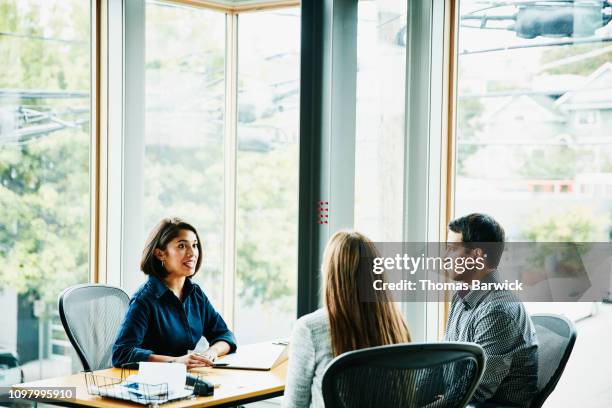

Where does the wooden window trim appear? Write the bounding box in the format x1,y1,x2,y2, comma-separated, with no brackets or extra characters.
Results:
163,0,299,13
441,0,459,338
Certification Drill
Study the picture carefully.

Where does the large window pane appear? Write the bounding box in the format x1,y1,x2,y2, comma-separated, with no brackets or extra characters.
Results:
0,0,91,382
354,0,407,241
143,1,225,306
454,1,612,405
235,9,300,343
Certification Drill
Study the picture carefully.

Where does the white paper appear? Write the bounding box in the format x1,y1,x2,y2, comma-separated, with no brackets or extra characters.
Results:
137,362,186,394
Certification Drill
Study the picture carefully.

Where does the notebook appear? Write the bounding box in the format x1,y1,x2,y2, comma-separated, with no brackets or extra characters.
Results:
213,341,289,371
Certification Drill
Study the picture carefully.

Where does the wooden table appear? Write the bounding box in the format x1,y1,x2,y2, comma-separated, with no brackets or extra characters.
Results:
11,363,287,407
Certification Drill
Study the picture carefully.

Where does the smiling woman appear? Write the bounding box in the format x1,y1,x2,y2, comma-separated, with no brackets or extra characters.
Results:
112,218,237,369
154,228,200,281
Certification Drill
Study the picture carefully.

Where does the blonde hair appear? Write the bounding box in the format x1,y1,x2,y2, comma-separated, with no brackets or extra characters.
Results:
323,231,411,356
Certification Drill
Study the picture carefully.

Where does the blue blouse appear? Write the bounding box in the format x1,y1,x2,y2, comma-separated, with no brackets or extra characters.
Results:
112,275,237,367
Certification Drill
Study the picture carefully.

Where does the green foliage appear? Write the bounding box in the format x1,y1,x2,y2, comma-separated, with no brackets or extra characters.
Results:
145,3,225,80
518,144,599,180
521,208,607,275
521,206,609,242
540,44,612,76
0,131,90,305
0,1,89,90
235,147,298,310
519,146,578,179
0,0,91,306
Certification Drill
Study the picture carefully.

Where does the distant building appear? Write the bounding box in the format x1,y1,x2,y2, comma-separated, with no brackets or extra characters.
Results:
462,62,612,198
555,62,612,142
473,62,612,146
480,94,566,144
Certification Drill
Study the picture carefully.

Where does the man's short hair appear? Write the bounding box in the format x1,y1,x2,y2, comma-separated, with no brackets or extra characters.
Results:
449,213,505,268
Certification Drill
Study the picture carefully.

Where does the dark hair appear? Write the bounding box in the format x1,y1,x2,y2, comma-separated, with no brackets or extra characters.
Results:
448,213,505,268
140,217,203,279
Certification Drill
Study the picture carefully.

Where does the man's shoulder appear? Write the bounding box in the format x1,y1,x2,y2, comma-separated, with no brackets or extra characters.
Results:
481,290,526,314
476,292,537,338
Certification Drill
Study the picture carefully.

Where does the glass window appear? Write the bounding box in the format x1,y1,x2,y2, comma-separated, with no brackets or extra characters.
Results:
0,0,91,381
455,1,612,242
143,1,226,306
235,8,301,343
454,1,612,405
354,0,407,241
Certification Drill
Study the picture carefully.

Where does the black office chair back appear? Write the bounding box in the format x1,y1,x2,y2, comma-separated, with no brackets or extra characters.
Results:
322,342,485,408
58,284,130,371
529,314,577,408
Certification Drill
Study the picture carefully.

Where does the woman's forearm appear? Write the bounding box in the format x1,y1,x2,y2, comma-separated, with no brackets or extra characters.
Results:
147,341,230,363
208,341,231,357
147,354,178,363
149,353,213,368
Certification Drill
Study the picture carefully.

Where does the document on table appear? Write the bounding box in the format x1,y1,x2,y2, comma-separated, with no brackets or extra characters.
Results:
139,362,185,392
119,362,192,403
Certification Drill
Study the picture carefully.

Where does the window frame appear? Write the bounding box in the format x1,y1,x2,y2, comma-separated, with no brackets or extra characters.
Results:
400,0,458,341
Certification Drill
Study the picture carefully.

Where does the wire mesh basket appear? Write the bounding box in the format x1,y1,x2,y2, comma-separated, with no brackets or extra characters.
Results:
83,365,200,406
84,372,169,405
83,364,214,406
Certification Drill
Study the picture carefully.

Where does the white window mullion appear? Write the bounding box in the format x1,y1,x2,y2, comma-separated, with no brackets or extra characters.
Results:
403,0,451,342
97,0,128,288
121,0,146,293
424,0,451,342
223,12,238,329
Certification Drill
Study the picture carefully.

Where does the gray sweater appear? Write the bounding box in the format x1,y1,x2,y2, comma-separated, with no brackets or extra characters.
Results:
282,308,333,408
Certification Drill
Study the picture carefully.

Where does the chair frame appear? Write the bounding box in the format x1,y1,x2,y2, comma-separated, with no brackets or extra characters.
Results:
58,283,129,372
322,342,485,408
529,313,577,408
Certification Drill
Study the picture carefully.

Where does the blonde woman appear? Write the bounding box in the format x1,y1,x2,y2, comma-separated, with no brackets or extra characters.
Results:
282,231,410,408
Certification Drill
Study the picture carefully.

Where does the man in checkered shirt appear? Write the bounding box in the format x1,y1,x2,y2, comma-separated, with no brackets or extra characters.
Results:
444,213,538,407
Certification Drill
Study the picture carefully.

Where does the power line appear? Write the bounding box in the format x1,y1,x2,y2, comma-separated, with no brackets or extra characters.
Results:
460,35,612,55
0,89,89,99
538,44,612,71
0,31,87,45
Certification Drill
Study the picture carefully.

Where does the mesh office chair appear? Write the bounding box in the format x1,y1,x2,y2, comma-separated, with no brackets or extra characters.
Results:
529,314,577,408
322,342,485,408
58,284,130,371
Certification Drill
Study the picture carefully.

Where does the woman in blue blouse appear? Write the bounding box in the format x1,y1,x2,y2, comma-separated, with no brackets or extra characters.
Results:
112,218,236,369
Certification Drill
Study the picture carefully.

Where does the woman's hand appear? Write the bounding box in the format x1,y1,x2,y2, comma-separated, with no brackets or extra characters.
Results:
173,352,214,369
199,348,218,363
